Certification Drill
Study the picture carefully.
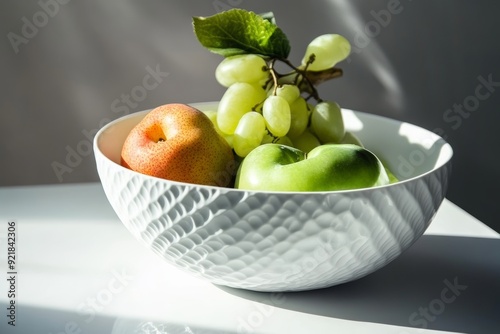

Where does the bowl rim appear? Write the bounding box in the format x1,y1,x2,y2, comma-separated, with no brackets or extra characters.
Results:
94,101,453,195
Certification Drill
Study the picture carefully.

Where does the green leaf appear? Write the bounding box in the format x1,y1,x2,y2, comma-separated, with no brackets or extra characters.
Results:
193,9,290,59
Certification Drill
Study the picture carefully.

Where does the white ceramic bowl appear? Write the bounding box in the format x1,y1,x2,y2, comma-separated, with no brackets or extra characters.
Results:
94,102,453,292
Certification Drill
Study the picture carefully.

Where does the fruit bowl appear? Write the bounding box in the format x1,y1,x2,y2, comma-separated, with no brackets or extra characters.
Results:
94,102,453,292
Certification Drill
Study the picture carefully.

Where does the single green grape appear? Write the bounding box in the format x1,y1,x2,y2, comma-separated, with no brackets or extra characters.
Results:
233,111,266,157
215,54,269,87
204,109,234,148
340,131,364,147
290,129,321,153
287,96,310,138
263,95,291,138
217,82,267,135
301,34,351,71
311,101,345,144
274,84,300,104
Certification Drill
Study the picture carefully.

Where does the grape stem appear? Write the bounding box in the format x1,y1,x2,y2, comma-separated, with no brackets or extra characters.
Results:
268,58,280,96
267,56,343,103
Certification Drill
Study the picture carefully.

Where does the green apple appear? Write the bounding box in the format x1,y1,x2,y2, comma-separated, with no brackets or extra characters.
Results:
235,143,390,191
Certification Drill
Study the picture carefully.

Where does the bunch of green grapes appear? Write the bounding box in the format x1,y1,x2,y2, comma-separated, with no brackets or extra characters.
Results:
208,34,360,158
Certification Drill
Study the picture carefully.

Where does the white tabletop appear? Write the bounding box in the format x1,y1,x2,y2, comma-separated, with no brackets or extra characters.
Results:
0,183,499,334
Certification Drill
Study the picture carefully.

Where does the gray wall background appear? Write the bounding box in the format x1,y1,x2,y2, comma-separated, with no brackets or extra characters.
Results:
1,1,499,232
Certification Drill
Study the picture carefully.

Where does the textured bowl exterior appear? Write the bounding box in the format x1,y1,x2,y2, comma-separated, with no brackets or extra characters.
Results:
94,103,452,292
